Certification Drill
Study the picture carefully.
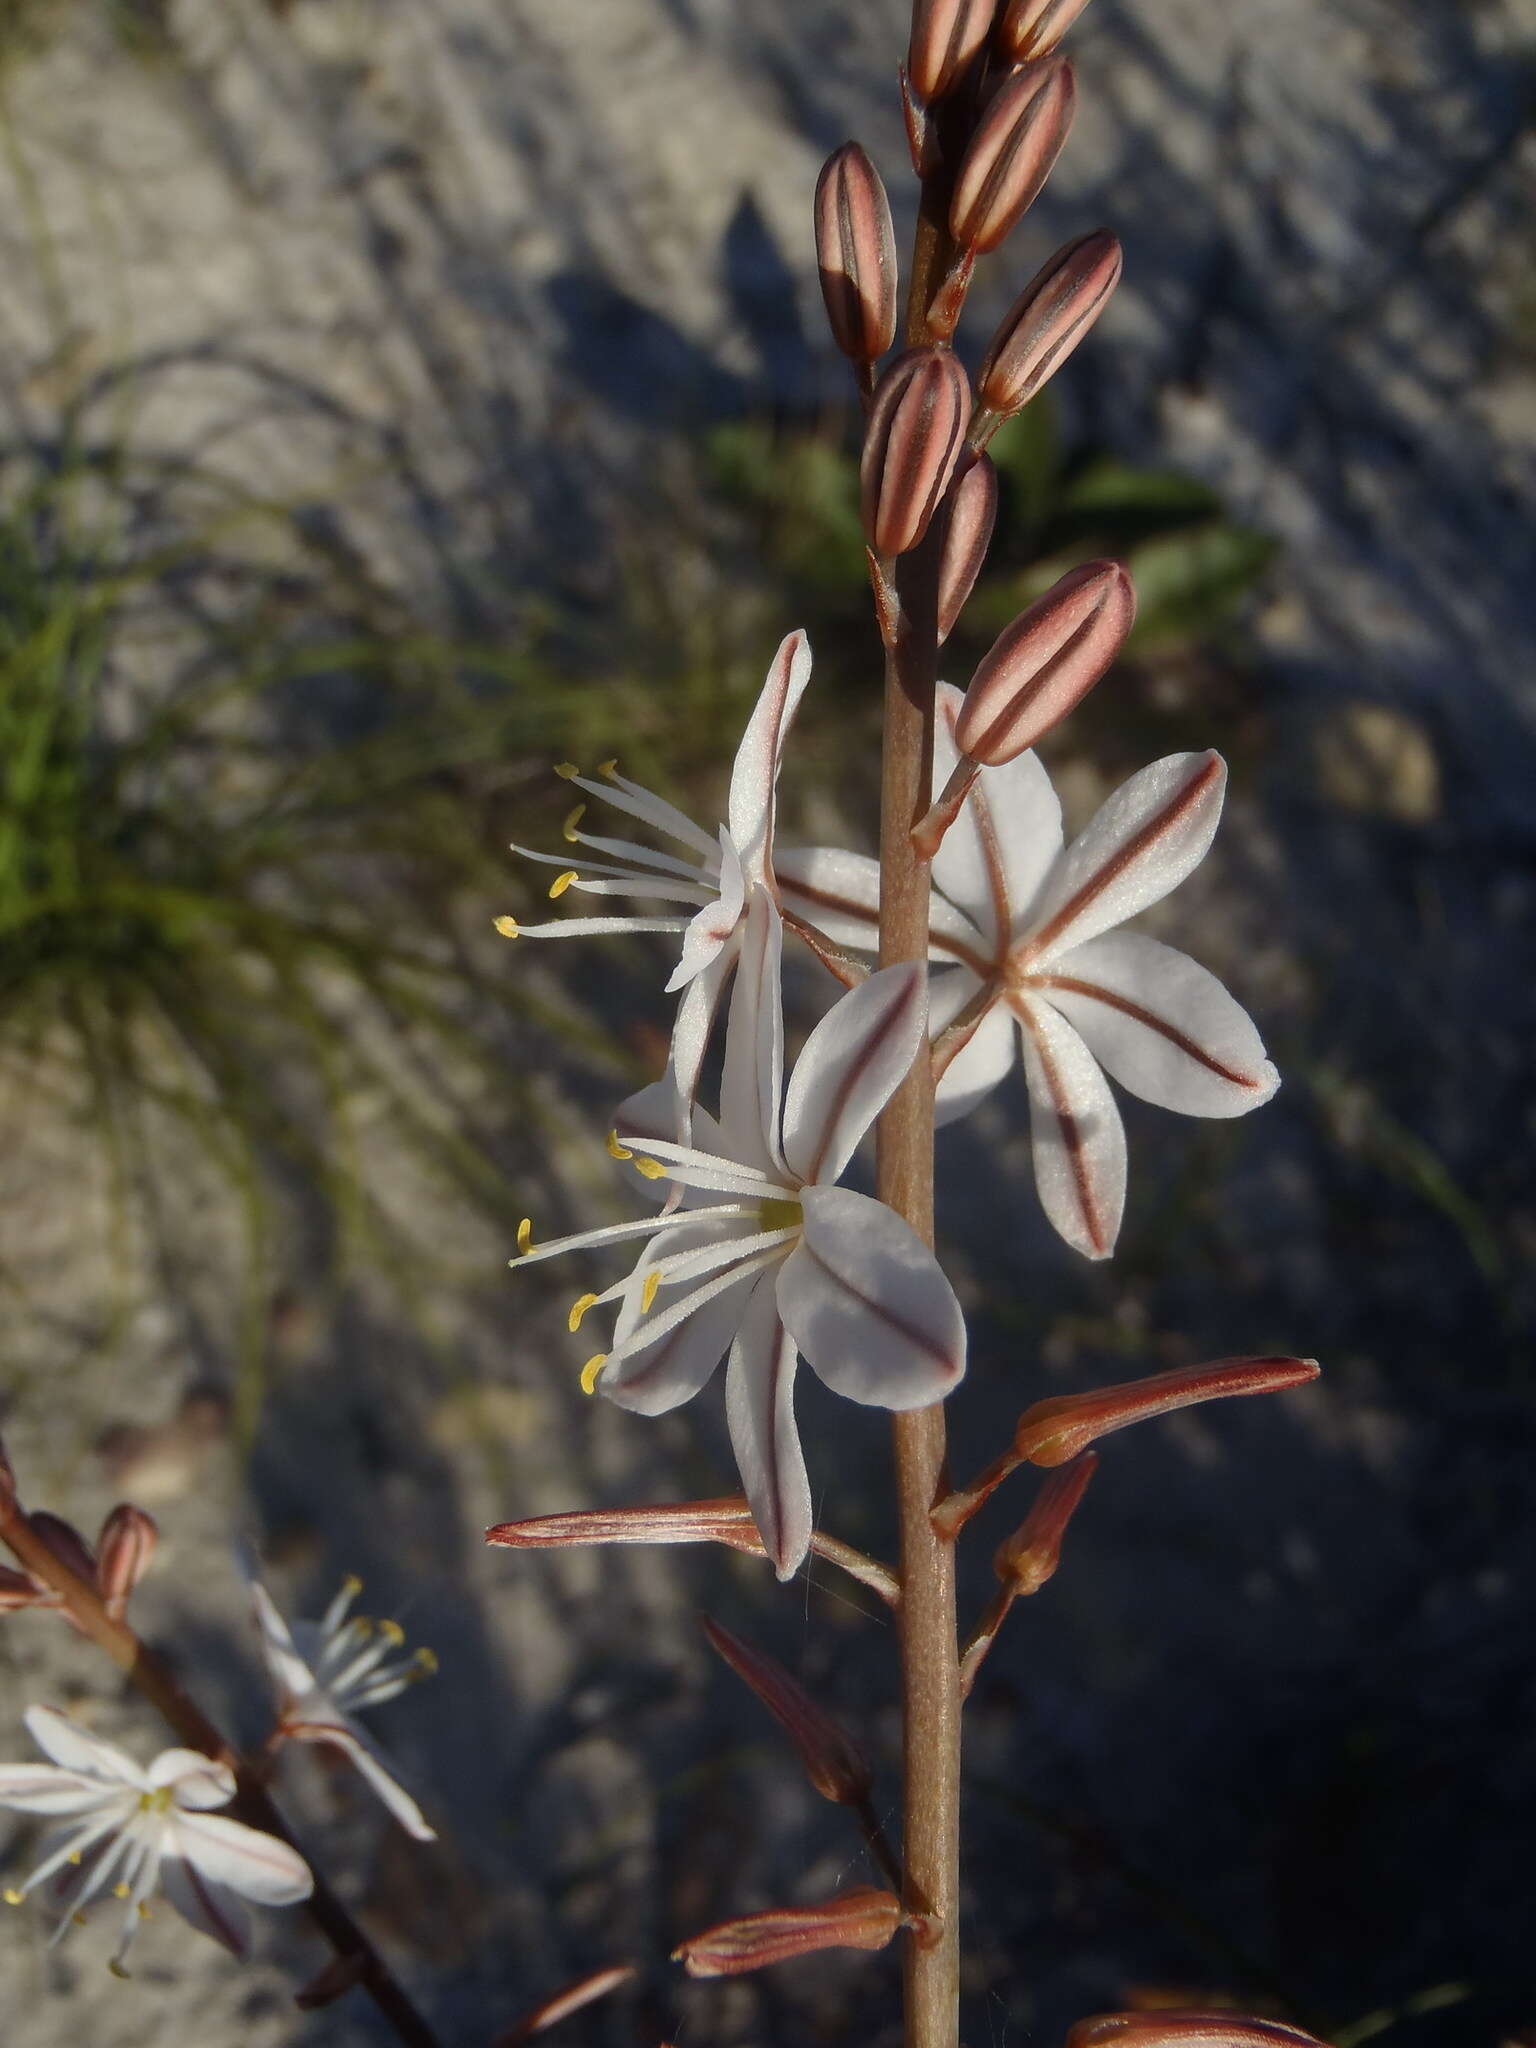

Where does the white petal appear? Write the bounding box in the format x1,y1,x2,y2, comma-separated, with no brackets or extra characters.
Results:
601,1250,761,1417
0,1766,121,1816
781,1186,966,1406
933,683,1063,950
170,1810,314,1906
775,845,986,964
23,1707,146,1791
932,982,1017,1128
717,889,785,1177
669,946,735,1129
1037,932,1279,1117
1014,994,1127,1260
287,1721,435,1842
724,1277,812,1581
249,1582,317,1704
781,965,927,1186
159,1858,252,1958
727,629,813,884
148,1750,236,1810
666,829,745,994
1022,751,1227,964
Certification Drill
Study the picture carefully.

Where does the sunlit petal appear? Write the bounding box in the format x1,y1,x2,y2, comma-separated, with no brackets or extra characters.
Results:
933,683,1063,948
22,1708,147,1792
170,1811,314,1907
717,890,786,1177
667,830,746,993
1014,994,1127,1259
602,1259,763,1417
146,1750,236,1810
724,1278,812,1580
781,965,927,1186
932,981,1016,1127
776,844,985,963
727,629,814,884
285,1721,435,1842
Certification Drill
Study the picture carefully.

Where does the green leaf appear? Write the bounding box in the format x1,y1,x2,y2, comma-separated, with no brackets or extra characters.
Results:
1124,523,1279,649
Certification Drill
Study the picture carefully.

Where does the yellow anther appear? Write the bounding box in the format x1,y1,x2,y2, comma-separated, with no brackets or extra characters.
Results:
580,1353,607,1395
412,1647,439,1678
113,1883,131,1900
634,1156,667,1181
69,1852,82,1866
641,1270,662,1314
568,1292,600,1334
561,803,587,843
109,1959,131,1979
494,915,520,939
378,1619,406,1647
352,1618,374,1639
4,1888,23,1906
516,1218,534,1255
343,1573,363,1597
71,1912,88,1928
137,1902,152,1920
597,758,619,779
606,1129,633,1161
547,870,578,900
554,761,579,780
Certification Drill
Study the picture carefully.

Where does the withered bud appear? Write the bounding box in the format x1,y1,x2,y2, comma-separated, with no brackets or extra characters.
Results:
704,1616,872,1806
907,0,995,101
493,1965,637,2046
977,230,1122,423
674,1887,903,1978
295,1951,369,2011
95,1504,159,1616
950,59,1076,255
1015,1356,1322,1468
999,0,1094,63
1066,2015,1328,2048
815,144,898,367
993,1451,1097,1594
26,1511,96,1587
861,347,972,557
937,454,998,642
487,1498,764,1553
957,559,1135,765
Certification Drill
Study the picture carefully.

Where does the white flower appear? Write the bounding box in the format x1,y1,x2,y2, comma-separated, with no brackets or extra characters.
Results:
250,1576,437,1842
781,685,1278,1259
0,1705,311,1969
512,891,966,1578
498,629,813,1109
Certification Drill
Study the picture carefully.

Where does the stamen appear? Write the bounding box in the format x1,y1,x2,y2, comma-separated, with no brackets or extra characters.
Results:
412,1648,439,1678
562,803,587,843
641,1270,662,1313
580,1354,607,1395
633,1157,667,1181
568,1293,600,1333
109,1959,131,1979
71,1912,87,1928
606,1130,633,1161
69,1853,82,1866
4,1888,23,1906
494,915,520,938
554,762,580,780
113,1883,131,1900
517,1218,534,1255
548,870,578,899
378,1620,405,1647
137,1903,151,1920
343,1573,363,1597
597,758,619,779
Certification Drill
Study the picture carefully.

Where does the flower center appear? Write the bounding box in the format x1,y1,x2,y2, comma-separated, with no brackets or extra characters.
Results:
137,1787,174,1814
758,1197,803,1233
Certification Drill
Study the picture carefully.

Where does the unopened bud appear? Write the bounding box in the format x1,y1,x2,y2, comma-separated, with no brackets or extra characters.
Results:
1015,1356,1321,1468
815,145,898,367
487,1498,764,1553
950,59,1076,255
1066,2015,1328,2048
999,0,1094,63
0,1564,48,1610
295,1951,369,2011
704,1616,872,1806
861,347,972,557
674,1887,903,1978
95,1504,159,1617
26,1512,96,1587
937,455,998,642
957,559,1135,765
493,1965,637,2045
907,0,995,101
977,230,1122,424
993,1451,1097,1594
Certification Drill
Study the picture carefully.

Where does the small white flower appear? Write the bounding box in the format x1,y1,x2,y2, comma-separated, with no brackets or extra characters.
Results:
782,685,1279,1259
251,1577,437,1842
512,892,966,1578
499,630,813,1109
0,1706,311,1969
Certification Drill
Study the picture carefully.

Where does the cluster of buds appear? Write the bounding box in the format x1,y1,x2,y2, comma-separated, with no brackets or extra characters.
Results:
0,1499,157,1626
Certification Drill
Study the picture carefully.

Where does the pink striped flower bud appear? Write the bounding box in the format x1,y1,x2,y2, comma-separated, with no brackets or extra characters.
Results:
1015,1356,1321,1468
907,0,995,101
704,1617,872,1807
815,144,898,367
95,1503,158,1617
674,1887,903,1978
1067,2016,1328,2048
977,230,1122,422
861,347,972,557
950,59,1076,255
956,558,1135,765
999,0,1095,63
26,1510,96,1587
993,1451,1097,1595
937,454,998,641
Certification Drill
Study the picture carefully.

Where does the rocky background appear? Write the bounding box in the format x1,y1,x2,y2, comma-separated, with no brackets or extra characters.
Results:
0,1,1532,2045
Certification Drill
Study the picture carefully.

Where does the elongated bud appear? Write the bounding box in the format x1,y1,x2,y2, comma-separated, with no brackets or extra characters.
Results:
977,230,1122,424
815,145,898,366
493,1965,636,2045
1067,2016,1328,2048
937,455,997,642
950,59,1076,255
958,559,1135,763
704,1617,872,1806
907,0,995,100
26,1511,96,1586
674,1887,903,1978
296,1952,369,2011
0,1564,49,1610
861,347,972,557
95,1504,159,1617
993,1451,1097,1594
1015,1356,1321,1468
999,0,1094,63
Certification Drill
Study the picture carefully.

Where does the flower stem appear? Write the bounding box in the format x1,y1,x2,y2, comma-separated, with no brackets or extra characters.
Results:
0,1499,442,2048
